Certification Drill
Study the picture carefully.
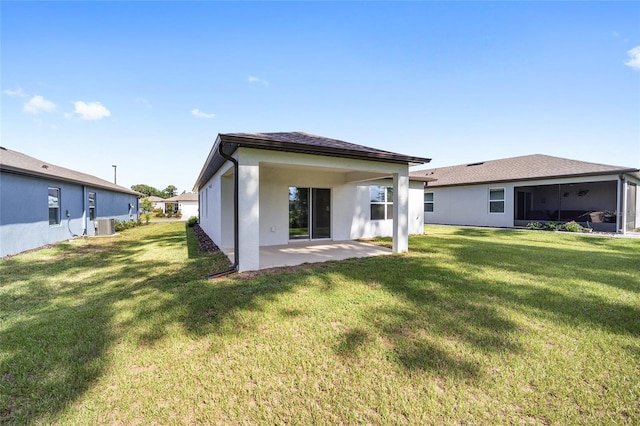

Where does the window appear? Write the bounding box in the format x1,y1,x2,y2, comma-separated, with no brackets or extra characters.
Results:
88,192,96,220
489,188,505,213
370,186,393,220
48,187,60,225
424,192,434,213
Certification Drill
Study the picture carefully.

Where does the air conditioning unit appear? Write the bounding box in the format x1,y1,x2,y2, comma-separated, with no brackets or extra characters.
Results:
95,218,115,236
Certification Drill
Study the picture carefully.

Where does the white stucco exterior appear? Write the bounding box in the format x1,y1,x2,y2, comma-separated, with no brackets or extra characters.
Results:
624,174,640,232
199,147,424,272
176,201,198,218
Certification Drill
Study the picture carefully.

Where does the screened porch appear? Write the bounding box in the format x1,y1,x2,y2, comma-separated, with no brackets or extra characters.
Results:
513,181,618,232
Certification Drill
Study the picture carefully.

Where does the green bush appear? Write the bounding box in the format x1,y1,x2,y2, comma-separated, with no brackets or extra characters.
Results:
544,222,562,231
563,221,583,232
153,208,164,218
527,222,543,230
114,219,141,232
187,216,198,227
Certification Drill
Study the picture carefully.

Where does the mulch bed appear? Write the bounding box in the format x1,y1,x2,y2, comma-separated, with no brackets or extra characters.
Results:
192,224,222,254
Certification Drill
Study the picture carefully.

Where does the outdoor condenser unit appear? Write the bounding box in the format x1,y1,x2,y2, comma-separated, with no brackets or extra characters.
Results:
95,218,115,236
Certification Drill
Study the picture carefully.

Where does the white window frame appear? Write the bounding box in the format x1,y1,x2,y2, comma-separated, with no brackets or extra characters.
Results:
424,192,434,213
489,187,505,214
48,187,61,226
370,186,394,221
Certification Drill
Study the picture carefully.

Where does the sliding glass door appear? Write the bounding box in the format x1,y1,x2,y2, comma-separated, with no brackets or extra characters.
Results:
289,187,331,240
289,187,310,240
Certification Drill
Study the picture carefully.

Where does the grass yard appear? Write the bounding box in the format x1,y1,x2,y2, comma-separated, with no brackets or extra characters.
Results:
1,223,639,424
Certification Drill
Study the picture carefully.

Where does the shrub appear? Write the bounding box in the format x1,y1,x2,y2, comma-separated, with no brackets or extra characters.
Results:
563,221,583,232
114,219,141,232
153,208,164,218
544,222,562,231
187,216,198,227
175,210,182,219
527,222,543,230
143,213,152,224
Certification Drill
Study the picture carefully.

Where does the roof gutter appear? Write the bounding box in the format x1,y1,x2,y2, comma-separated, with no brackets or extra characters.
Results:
207,141,239,278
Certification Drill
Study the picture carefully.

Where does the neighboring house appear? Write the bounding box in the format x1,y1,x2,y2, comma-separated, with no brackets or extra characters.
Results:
164,192,198,218
194,132,431,272
410,154,640,233
146,195,166,212
0,147,141,257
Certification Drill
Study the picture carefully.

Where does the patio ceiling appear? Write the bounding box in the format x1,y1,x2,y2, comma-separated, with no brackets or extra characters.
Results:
259,161,393,183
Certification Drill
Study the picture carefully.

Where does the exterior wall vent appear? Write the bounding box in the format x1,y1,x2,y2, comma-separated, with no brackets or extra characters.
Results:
95,218,115,236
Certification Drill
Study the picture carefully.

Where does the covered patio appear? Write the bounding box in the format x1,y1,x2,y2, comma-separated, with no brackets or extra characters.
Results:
225,240,392,270
195,132,430,272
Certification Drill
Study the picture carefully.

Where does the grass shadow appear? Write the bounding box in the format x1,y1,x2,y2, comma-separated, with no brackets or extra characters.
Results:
0,223,235,423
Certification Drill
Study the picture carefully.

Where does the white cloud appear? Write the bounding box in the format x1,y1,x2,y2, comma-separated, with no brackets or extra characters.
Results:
191,108,216,118
624,46,640,71
248,75,269,86
23,95,57,114
73,101,111,120
3,87,28,97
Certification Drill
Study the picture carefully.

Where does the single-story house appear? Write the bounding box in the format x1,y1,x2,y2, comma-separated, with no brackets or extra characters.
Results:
164,192,198,218
410,154,640,233
1,146,141,257
193,132,431,272
146,195,166,212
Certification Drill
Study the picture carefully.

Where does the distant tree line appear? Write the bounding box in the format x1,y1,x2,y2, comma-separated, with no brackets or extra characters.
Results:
131,184,178,198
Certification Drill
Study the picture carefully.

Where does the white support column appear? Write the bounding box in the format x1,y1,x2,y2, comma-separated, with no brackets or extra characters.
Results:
618,175,626,234
237,159,260,272
392,171,409,253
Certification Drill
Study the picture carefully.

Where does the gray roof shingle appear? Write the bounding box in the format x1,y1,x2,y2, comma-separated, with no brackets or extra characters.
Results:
0,146,141,196
165,193,198,202
410,154,640,187
220,132,431,165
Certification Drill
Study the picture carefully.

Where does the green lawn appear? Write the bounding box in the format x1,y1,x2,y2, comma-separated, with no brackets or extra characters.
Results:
1,223,638,424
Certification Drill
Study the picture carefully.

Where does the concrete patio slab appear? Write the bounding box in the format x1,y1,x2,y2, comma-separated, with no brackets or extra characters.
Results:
224,240,392,270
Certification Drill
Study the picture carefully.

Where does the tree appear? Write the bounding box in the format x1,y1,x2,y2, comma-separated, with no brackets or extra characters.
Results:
140,197,154,213
163,185,177,198
131,184,162,197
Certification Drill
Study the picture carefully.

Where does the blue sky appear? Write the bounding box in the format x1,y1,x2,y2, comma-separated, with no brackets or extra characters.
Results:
2,1,639,193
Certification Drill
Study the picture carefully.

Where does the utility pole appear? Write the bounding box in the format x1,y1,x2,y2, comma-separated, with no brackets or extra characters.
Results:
112,165,117,184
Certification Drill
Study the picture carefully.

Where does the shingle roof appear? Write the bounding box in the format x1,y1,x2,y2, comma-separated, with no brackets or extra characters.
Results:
194,132,431,190
410,154,640,187
0,146,141,196
223,132,430,164
165,192,198,202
